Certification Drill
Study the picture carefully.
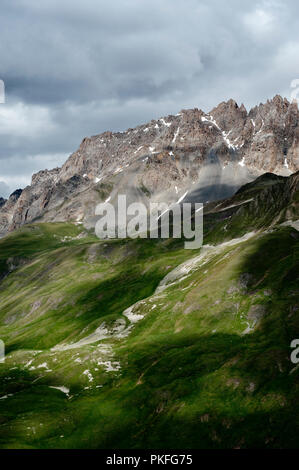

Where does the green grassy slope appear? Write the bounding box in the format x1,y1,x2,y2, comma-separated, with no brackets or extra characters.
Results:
0,222,298,449
0,173,298,449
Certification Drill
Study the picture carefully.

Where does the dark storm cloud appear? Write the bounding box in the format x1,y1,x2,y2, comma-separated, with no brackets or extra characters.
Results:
0,0,299,195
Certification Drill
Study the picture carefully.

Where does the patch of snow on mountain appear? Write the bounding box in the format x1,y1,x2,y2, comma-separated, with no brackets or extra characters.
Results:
172,127,180,143
284,158,289,169
202,115,237,150
134,146,143,154
238,157,246,167
83,370,94,382
160,118,171,127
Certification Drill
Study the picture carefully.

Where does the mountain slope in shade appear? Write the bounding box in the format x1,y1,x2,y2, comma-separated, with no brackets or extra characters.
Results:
0,95,299,237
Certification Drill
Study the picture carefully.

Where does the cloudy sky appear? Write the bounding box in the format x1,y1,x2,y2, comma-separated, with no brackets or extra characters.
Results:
0,0,299,197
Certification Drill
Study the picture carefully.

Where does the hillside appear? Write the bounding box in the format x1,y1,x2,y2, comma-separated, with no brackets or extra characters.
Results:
0,172,298,449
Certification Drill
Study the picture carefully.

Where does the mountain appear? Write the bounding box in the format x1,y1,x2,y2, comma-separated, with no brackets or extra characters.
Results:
0,96,298,449
0,171,298,448
1,95,298,238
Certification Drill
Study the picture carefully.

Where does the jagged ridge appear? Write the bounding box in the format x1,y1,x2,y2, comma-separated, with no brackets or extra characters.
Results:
1,95,299,237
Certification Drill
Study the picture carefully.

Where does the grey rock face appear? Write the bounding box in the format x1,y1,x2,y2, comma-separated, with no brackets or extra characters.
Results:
1,95,299,237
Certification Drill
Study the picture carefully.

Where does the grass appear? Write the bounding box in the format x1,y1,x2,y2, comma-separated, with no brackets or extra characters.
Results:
0,219,298,449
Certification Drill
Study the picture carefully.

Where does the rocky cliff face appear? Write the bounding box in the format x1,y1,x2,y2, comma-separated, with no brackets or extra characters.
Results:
1,95,298,237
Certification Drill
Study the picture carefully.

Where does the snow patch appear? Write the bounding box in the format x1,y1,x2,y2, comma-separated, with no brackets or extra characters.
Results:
159,118,171,127
134,146,143,154
222,129,238,150
238,157,246,167
38,362,50,370
201,115,220,130
83,370,94,382
201,115,238,150
0,394,13,400
49,386,70,395
256,119,265,135
172,127,180,143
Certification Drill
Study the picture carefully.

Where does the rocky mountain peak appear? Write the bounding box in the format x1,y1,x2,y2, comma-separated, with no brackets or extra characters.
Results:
31,168,60,186
210,98,248,131
0,95,298,237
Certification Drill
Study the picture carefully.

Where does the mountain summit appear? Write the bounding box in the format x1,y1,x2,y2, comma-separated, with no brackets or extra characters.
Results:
0,95,298,237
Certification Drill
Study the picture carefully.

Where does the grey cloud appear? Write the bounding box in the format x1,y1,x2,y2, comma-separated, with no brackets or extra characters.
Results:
0,0,299,196
0,181,10,198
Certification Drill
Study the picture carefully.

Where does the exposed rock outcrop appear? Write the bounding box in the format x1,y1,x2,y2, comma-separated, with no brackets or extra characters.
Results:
1,95,299,237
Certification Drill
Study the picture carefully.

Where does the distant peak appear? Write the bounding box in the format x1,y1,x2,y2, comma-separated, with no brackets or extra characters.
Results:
9,189,23,200
267,94,290,107
227,98,239,108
